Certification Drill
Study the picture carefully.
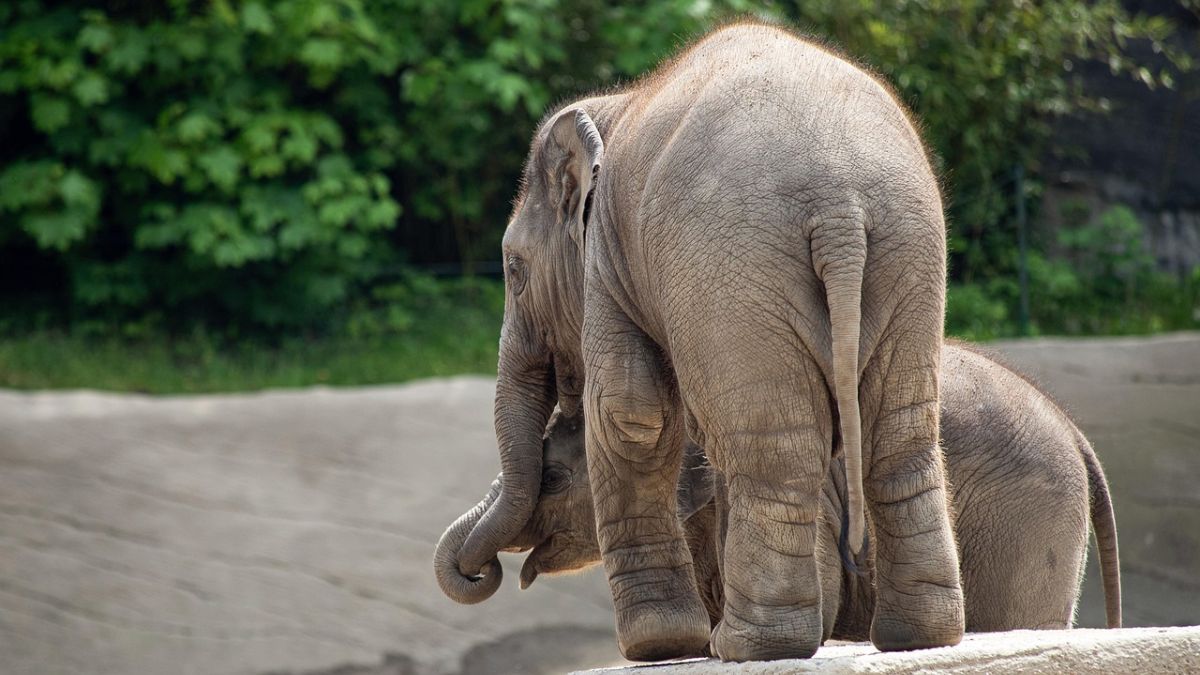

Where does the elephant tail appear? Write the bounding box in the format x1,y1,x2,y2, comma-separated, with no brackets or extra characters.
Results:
814,212,867,556
1080,430,1122,628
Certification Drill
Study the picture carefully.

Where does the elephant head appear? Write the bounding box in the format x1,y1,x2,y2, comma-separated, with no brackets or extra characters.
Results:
476,408,718,591
509,408,602,589
434,98,620,604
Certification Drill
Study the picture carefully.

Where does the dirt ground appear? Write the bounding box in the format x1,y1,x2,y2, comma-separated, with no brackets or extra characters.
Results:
0,334,1196,675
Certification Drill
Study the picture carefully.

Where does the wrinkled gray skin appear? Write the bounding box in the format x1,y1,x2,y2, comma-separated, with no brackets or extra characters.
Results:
506,344,1122,651
434,23,964,660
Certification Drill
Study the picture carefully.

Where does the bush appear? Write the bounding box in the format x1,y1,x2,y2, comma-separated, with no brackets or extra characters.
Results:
946,282,1010,341
0,1,410,332
1037,205,1198,334
947,205,1200,340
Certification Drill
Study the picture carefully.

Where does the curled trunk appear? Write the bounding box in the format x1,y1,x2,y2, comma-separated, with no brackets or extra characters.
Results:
457,363,556,576
434,479,504,604
435,321,557,604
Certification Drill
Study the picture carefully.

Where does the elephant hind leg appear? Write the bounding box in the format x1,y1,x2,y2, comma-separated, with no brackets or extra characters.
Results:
691,352,833,661
955,476,1088,633
713,468,826,661
861,334,965,651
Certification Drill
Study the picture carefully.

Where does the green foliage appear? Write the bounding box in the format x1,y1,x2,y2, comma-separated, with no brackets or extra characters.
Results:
0,0,1194,353
1035,205,1198,334
946,282,1011,341
341,270,505,340
946,205,1200,340
1,0,404,330
0,160,100,248
391,0,732,266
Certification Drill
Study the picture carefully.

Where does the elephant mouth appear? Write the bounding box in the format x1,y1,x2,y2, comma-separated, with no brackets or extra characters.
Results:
518,532,601,590
518,534,555,589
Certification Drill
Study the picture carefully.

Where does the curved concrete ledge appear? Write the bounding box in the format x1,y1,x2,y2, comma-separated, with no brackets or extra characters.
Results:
573,627,1200,674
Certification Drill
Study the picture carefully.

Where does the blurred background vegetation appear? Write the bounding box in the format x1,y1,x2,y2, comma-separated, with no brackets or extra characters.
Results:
1,0,1198,392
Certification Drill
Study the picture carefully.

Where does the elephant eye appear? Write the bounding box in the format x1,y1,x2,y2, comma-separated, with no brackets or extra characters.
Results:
542,466,571,495
506,254,527,297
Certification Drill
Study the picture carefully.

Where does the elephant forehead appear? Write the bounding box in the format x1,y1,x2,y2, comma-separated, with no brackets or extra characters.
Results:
501,209,545,248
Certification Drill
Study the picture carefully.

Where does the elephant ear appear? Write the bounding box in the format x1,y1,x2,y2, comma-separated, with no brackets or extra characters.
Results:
546,108,604,250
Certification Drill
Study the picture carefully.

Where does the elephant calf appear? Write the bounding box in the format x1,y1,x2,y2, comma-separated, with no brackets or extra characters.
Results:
471,343,1121,641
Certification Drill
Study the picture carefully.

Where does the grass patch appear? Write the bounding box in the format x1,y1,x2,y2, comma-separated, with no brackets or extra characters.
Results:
0,278,504,394
0,326,500,395
0,326,500,394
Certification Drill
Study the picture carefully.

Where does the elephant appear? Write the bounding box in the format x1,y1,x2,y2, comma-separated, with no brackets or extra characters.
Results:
435,22,964,660
483,343,1123,648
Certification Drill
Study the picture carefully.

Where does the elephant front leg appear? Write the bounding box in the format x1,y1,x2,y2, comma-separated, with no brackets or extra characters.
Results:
584,313,710,661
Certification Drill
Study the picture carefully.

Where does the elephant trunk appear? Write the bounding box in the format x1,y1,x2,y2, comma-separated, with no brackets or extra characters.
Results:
448,329,556,597
434,478,504,604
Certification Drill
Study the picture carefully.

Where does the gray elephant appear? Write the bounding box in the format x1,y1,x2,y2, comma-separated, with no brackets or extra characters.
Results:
463,343,1121,647
435,22,964,660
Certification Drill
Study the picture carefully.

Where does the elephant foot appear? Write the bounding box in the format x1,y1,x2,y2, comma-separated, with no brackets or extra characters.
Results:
611,561,711,661
616,598,711,661
870,581,964,652
711,602,822,661
864,433,965,652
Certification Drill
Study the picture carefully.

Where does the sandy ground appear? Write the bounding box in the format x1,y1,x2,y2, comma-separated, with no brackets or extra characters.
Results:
0,334,1196,674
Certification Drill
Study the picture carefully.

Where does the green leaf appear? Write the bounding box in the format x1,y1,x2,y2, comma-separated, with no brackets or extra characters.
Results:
317,197,360,227
336,233,368,258
78,23,114,53
242,122,277,154
196,146,243,192
40,58,82,89
213,234,275,267
242,2,275,34
72,73,109,107
300,38,345,70
174,30,208,61
135,215,184,248
279,209,323,250
59,171,100,211
106,32,150,74
13,168,104,249
30,94,71,133
365,199,401,229
0,161,60,211
249,154,285,178
177,112,222,143
130,134,190,183
22,209,93,250
308,115,344,147
280,129,318,162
